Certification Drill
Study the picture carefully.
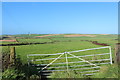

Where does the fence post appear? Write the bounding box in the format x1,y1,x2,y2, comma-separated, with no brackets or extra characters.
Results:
109,46,112,64
10,47,16,65
115,43,120,64
65,52,69,72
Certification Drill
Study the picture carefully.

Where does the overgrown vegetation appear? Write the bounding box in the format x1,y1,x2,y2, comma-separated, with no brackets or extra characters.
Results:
49,64,119,78
92,64,119,78
1,48,40,79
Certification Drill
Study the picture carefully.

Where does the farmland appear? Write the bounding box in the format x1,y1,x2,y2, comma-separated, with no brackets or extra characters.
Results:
1,34,119,79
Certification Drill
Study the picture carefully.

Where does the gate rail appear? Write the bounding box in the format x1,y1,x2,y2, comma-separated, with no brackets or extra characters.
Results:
27,46,112,76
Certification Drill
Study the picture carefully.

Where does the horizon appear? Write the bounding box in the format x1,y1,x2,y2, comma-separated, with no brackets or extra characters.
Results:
1,33,118,36
2,2,118,34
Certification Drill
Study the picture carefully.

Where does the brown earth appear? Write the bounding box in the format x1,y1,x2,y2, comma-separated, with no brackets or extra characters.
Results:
0,40,17,42
64,34,96,37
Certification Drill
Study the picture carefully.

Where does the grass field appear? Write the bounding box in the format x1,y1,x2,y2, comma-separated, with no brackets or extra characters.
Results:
1,34,118,78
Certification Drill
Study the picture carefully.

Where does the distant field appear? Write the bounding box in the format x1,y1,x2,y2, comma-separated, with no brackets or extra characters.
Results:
1,34,117,62
1,34,118,78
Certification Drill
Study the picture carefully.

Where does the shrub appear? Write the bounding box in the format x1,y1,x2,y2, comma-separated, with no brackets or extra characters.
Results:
91,64,119,78
2,68,25,79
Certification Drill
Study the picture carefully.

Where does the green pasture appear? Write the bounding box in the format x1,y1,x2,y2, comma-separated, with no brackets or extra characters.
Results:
16,41,101,62
12,34,47,38
17,38,52,43
28,47,111,77
1,34,117,62
0,41,17,44
1,34,118,78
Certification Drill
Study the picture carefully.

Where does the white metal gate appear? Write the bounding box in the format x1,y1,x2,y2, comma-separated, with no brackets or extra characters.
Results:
27,46,112,76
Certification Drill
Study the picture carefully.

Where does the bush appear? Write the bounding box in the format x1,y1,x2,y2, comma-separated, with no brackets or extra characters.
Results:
2,68,25,79
50,64,119,78
91,64,119,78
50,71,87,78
30,75,40,79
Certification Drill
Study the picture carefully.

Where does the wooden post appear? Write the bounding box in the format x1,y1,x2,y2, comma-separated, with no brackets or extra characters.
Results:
10,47,16,65
115,43,120,64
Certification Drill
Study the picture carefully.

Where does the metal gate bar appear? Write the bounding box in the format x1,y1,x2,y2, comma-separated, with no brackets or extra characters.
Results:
27,46,112,76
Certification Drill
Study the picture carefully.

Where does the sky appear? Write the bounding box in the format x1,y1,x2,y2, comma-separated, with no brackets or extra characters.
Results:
2,2,118,34
2,0,119,2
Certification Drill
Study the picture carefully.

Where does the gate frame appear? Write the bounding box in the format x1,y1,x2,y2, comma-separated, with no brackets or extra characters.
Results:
27,46,112,75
